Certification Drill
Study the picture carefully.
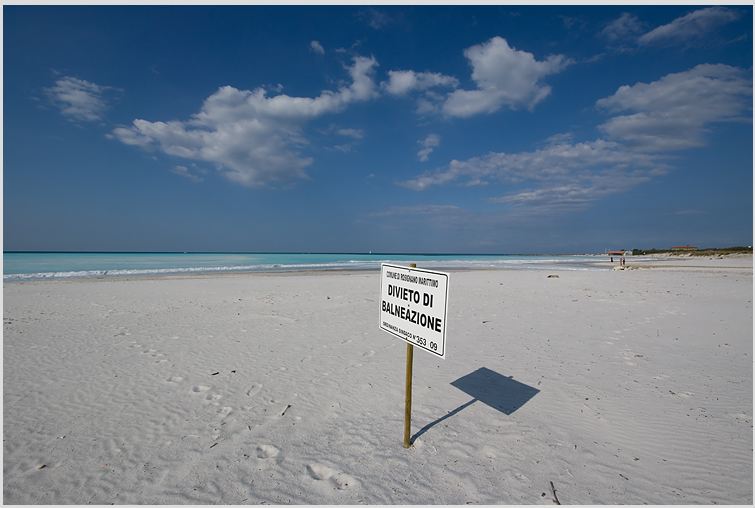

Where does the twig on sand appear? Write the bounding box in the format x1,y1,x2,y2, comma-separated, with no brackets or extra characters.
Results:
550,481,561,505
281,404,292,416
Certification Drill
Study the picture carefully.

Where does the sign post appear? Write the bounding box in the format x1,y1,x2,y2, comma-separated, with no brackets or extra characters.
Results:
404,324,414,446
379,262,449,447
403,263,417,449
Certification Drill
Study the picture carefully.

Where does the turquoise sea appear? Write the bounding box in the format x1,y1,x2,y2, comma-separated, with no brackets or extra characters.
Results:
3,252,604,281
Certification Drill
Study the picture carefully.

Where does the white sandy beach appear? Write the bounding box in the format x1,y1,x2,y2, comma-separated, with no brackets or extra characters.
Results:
3,256,752,504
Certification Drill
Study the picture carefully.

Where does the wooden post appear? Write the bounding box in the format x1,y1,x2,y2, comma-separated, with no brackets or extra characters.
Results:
403,262,416,448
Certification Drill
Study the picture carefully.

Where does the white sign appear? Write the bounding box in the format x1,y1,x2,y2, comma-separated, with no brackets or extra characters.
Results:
379,263,449,358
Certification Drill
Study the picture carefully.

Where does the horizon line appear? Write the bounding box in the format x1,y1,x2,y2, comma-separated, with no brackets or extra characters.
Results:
3,250,601,256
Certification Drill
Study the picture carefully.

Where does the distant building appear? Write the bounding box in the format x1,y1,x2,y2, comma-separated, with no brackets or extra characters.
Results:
671,245,697,251
607,250,629,256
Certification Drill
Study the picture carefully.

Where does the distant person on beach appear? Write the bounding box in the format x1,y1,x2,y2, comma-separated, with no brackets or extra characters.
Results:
610,256,614,263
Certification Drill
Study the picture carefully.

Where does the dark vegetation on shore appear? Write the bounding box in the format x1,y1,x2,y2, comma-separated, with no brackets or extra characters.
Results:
632,246,753,256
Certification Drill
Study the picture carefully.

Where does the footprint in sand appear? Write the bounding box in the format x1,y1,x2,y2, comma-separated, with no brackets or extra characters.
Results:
247,384,262,397
306,464,356,490
480,445,497,459
192,385,211,393
256,444,280,458
620,351,638,366
166,376,184,383
307,463,337,480
331,472,357,490
362,350,375,358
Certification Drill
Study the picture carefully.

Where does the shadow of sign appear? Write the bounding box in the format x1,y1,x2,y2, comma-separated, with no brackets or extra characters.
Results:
451,367,540,415
411,367,539,444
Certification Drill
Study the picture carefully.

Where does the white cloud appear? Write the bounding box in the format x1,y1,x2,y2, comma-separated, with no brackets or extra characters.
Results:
370,204,463,218
674,208,706,216
401,63,751,214
443,37,571,117
401,139,663,192
171,165,204,183
401,139,667,214
44,76,113,122
599,13,645,43
543,132,574,146
383,71,458,115
383,37,569,118
417,134,440,162
336,128,364,140
597,64,752,151
384,70,458,96
490,171,654,213
310,40,325,55
331,144,354,153
112,56,378,187
318,126,364,153
414,96,438,116
560,15,588,32
639,7,740,46
358,8,393,30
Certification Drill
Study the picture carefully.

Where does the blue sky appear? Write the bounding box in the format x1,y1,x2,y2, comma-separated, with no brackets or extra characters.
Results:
4,5,753,253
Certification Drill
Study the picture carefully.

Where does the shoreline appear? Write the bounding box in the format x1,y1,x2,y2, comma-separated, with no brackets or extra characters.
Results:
4,253,751,284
